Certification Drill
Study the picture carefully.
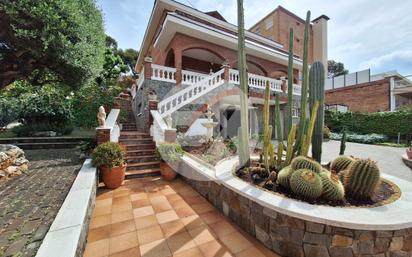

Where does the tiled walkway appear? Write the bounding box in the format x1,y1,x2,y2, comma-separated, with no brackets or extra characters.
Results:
83,177,279,257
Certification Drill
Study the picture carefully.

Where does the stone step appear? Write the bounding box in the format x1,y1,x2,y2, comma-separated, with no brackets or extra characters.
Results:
125,155,158,163
120,139,154,145
124,144,155,150
126,149,156,156
125,168,161,179
126,161,160,168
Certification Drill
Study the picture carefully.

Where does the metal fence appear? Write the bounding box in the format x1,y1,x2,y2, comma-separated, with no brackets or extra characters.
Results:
325,69,370,90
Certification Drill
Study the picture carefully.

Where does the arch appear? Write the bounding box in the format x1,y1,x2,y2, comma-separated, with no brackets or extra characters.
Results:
232,60,268,77
181,47,226,73
181,46,227,62
164,48,175,68
269,70,288,79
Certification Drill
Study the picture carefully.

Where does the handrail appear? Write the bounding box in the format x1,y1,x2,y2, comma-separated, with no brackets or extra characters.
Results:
150,110,168,144
229,69,283,92
158,69,225,118
151,64,176,83
182,70,208,85
96,108,120,143
136,66,145,91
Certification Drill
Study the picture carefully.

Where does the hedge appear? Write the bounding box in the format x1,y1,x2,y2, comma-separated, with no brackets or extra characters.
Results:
325,110,412,138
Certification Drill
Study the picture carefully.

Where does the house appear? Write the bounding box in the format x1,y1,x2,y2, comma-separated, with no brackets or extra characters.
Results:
325,69,412,112
132,0,328,142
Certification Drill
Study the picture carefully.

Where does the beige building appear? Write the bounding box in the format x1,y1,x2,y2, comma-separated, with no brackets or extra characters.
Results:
249,6,329,74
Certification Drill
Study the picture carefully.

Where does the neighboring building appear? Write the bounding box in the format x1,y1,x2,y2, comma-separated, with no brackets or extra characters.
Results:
249,6,329,76
325,70,412,112
132,0,328,140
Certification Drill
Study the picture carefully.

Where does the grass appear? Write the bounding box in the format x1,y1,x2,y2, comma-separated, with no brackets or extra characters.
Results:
377,142,408,148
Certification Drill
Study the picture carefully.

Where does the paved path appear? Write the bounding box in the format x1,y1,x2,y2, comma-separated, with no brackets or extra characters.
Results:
322,140,412,181
0,149,81,257
84,177,279,257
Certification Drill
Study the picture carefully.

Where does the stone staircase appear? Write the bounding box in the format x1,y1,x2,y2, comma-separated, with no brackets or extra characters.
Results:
119,100,161,179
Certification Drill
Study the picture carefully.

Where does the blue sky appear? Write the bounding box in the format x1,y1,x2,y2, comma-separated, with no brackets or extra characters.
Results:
97,0,412,76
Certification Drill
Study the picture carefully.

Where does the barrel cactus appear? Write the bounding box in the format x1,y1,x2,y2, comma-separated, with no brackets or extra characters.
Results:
277,165,293,189
344,159,381,199
331,155,355,173
290,169,323,200
320,171,345,202
291,156,322,173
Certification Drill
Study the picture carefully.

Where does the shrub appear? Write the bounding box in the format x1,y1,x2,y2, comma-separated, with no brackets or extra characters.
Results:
12,123,74,136
91,142,125,169
325,110,412,138
0,97,19,128
323,126,331,139
156,143,184,163
330,132,387,144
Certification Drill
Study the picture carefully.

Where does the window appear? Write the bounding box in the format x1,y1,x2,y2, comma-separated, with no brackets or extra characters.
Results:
255,27,261,34
265,18,273,29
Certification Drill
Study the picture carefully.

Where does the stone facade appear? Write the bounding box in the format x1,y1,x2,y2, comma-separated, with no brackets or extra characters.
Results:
178,160,412,257
325,79,390,112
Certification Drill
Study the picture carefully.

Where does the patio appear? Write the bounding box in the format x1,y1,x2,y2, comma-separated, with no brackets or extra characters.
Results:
83,177,279,257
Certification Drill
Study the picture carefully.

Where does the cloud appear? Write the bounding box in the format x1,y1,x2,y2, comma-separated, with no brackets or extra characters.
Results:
359,50,412,75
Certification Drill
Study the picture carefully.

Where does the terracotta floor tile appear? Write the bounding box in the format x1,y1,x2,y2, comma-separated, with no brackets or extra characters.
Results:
170,199,189,210
89,214,111,229
160,220,186,237
166,193,183,203
151,198,173,213
147,191,163,199
180,215,205,231
199,211,225,225
161,187,176,196
113,188,130,198
109,246,140,257
109,231,139,254
131,192,148,201
171,246,202,257
83,238,109,257
93,205,112,217
166,231,197,254
175,206,196,218
132,198,151,209
111,210,133,224
210,220,237,238
96,190,113,200
156,210,179,224
198,240,233,257
110,219,136,237
112,195,130,204
184,196,206,205
135,215,158,230
188,226,216,245
133,206,155,218
87,225,111,243
139,239,172,257
137,225,164,245
178,189,199,198
112,202,133,213
191,203,214,214
254,244,281,257
220,231,253,254
95,198,112,208
235,246,266,257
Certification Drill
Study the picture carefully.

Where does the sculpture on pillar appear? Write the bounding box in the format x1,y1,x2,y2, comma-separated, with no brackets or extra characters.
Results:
97,106,107,127
165,114,173,129
201,105,218,140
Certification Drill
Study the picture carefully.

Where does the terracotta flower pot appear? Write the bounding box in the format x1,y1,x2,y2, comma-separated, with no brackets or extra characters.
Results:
100,164,126,189
159,162,178,181
407,149,412,159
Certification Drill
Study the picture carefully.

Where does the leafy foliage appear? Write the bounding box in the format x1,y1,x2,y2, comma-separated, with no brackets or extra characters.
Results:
331,132,387,144
92,142,125,169
0,96,19,128
325,110,412,138
156,143,184,163
328,60,348,78
0,0,106,89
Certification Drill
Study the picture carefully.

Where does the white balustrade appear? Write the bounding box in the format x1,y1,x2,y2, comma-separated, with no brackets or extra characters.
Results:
150,110,168,144
158,69,225,118
151,64,176,83
293,84,302,95
229,69,283,92
136,66,145,91
96,108,120,143
182,70,208,85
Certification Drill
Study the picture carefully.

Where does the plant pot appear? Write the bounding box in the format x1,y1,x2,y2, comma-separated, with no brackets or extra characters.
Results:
100,164,126,189
159,162,178,181
407,149,412,159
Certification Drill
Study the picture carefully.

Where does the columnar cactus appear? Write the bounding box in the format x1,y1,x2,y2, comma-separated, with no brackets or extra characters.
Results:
286,28,294,135
344,159,381,199
309,62,325,162
320,171,345,202
295,11,311,153
300,101,319,156
290,169,323,200
285,124,297,166
339,129,347,155
263,82,271,170
291,156,322,174
277,165,293,189
331,155,355,173
275,94,284,169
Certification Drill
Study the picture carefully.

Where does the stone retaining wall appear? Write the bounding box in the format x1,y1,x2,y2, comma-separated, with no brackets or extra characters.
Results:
179,160,412,257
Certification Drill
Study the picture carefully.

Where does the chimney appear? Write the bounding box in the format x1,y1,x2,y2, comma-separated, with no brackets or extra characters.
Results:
312,15,329,78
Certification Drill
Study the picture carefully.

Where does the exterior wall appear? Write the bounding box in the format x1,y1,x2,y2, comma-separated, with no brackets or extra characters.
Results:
178,161,412,257
325,79,390,112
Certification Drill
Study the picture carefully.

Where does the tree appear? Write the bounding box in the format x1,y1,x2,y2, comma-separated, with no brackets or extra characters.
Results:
0,0,106,90
118,48,139,69
328,60,348,78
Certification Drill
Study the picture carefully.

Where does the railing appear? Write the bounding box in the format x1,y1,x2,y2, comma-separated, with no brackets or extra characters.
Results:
158,69,225,118
136,66,145,91
293,84,302,96
182,70,208,85
150,110,168,144
229,69,283,92
151,64,176,83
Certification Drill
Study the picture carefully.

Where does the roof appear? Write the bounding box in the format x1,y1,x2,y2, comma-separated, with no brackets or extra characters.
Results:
204,11,226,22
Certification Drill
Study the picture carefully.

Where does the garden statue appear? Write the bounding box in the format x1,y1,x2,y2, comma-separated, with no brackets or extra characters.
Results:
97,106,106,127
201,105,218,140
165,114,173,129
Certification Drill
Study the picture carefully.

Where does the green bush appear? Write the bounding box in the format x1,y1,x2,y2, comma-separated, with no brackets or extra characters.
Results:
12,123,74,137
325,110,412,138
0,97,19,128
91,142,125,169
330,132,387,144
156,143,184,163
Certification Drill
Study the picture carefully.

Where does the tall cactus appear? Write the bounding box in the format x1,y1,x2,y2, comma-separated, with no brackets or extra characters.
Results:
285,124,297,166
275,94,284,168
286,28,294,135
309,62,325,162
300,101,319,156
263,82,271,170
237,0,250,167
295,11,311,153
339,129,347,155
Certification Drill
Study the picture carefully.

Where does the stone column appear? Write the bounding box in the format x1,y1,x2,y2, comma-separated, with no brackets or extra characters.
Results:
280,77,287,93
96,128,110,145
164,129,177,143
148,100,158,127
144,56,153,80
174,49,183,85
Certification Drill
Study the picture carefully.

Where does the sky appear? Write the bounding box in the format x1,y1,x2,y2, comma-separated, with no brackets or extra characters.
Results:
97,0,412,76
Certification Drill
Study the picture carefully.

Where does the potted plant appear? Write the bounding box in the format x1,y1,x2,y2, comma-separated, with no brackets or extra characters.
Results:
156,143,184,180
407,141,412,159
92,142,126,189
